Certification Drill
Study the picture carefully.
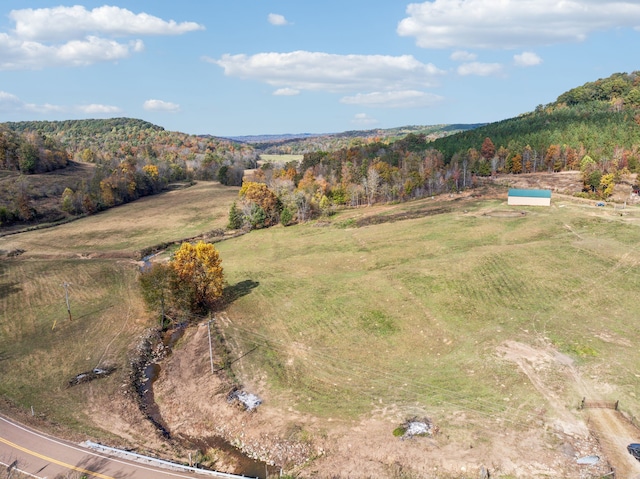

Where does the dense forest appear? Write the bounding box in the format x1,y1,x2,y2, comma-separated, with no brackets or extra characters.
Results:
0,126,68,174
227,72,640,230
429,72,640,169
3,72,640,231
0,118,258,227
4,118,258,184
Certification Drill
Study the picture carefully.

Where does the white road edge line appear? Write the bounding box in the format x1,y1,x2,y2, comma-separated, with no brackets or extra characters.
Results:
0,415,225,479
0,458,46,479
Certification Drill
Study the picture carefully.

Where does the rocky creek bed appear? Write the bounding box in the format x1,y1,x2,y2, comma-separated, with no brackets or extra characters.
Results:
128,325,275,478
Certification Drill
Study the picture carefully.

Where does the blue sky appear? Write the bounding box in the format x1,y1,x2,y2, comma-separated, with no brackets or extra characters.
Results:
1,1,639,136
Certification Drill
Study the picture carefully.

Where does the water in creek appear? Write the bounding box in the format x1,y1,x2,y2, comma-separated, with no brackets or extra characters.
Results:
139,326,274,478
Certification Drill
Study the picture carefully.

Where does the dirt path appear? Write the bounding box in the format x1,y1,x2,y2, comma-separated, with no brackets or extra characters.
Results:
588,408,640,478
498,340,640,476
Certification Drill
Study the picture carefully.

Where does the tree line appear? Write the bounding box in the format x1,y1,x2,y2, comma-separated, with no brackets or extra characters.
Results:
0,119,258,226
0,126,68,174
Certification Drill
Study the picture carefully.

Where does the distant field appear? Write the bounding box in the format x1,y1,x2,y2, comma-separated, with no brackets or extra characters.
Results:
0,181,239,256
258,154,303,165
216,197,640,427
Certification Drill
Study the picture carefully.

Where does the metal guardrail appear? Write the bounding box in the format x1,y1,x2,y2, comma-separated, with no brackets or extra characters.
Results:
82,441,258,479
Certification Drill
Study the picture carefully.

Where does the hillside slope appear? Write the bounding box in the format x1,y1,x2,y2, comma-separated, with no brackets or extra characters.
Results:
430,71,640,166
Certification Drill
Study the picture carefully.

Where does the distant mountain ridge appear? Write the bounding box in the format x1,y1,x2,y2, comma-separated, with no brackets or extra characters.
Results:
228,124,485,144
237,123,486,155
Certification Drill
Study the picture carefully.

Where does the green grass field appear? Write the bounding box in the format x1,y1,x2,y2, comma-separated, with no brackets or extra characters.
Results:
258,154,303,166
1,182,640,446
216,198,640,428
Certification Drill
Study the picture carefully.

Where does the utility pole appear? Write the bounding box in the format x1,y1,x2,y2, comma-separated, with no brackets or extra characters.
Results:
207,315,214,374
62,282,72,321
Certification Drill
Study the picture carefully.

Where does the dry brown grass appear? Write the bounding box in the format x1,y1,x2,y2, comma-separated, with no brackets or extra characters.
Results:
0,180,239,436
0,181,239,257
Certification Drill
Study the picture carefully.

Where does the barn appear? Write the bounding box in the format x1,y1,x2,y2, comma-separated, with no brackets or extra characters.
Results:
507,188,552,206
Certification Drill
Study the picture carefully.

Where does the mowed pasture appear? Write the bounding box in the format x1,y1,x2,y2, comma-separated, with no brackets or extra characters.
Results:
216,197,640,430
1,180,640,448
0,182,239,256
0,181,238,432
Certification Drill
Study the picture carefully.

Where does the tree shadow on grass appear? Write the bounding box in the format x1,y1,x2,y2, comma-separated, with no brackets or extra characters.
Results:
0,259,22,300
222,280,259,306
0,281,21,300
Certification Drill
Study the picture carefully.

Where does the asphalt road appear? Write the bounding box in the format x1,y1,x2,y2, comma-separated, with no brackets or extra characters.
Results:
0,414,224,479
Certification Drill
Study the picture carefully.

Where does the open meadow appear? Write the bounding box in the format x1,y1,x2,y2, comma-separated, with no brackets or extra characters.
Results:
0,181,238,437
218,194,640,420
2,179,640,477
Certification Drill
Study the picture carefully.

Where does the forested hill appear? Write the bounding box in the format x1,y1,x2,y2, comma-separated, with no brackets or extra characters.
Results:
0,118,258,228
243,124,484,154
3,118,250,159
430,71,640,167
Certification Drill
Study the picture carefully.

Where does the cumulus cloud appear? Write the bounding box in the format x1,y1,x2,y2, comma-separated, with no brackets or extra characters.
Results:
10,5,204,41
340,90,444,108
0,6,201,70
0,34,143,69
457,62,503,76
514,51,543,67
351,113,378,126
273,88,300,96
398,0,640,49
450,50,477,62
0,90,23,110
143,99,181,112
77,104,122,114
0,90,65,113
210,51,445,93
0,90,124,115
268,13,290,26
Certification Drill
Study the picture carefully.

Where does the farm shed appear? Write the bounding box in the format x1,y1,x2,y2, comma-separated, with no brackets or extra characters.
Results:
507,188,552,206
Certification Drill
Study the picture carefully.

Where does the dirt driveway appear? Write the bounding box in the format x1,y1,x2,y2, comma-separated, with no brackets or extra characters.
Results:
588,408,640,478
499,340,640,478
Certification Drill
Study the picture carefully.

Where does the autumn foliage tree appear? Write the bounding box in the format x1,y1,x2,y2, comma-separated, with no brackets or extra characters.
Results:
238,181,281,228
171,241,224,313
139,262,175,326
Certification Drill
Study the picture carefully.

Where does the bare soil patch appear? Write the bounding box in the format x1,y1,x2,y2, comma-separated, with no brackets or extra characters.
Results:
143,324,633,478
492,171,584,195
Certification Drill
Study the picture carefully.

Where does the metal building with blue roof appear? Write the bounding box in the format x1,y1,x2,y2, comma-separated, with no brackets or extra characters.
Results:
507,188,552,206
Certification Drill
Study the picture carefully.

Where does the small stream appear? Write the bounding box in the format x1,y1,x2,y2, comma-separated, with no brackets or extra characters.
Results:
136,326,274,478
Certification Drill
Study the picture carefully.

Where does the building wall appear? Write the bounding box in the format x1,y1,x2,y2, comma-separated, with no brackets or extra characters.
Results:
507,196,551,206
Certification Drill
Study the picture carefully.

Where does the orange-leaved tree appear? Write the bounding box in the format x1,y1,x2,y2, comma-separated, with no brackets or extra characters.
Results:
171,241,224,313
238,181,280,227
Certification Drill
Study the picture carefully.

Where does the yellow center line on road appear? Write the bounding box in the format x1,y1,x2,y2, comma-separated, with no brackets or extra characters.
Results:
0,436,116,479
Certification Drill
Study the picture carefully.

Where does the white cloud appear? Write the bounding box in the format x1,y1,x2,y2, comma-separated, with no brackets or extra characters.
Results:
268,13,289,26
0,90,23,110
76,104,122,114
25,103,65,113
0,90,125,115
457,62,503,76
0,34,142,69
0,90,64,113
9,5,204,41
450,50,477,62
273,88,300,96
0,6,200,70
340,90,444,108
398,0,640,49
514,51,542,67
143,99,181,112
211,51,445,93
351,113,378,126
